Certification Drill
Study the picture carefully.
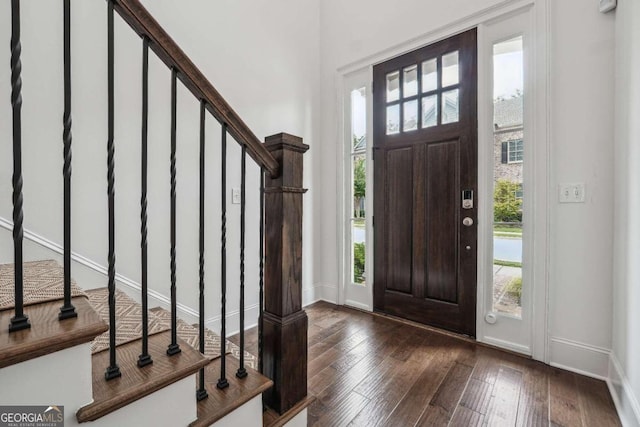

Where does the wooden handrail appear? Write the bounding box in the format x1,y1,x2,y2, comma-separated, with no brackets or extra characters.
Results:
113,0,280,178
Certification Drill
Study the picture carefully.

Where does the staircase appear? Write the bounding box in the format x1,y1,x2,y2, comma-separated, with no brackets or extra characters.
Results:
0,0,311,425
0,260,273,426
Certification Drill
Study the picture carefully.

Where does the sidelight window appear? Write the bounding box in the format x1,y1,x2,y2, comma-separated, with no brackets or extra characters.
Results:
492,36,524,318
350,87,367,285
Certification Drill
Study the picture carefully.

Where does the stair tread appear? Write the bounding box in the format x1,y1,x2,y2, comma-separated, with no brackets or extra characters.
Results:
0,296,108,369
77,330,209,423
189,355,273,427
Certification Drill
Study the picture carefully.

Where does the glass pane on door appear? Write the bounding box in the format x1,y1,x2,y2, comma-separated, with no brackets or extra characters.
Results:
403,65,418,98
386,71,400,102
422,59,438,92
442,51,460,87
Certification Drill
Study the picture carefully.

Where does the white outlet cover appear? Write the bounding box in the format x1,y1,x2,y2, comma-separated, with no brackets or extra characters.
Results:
599,0,616,13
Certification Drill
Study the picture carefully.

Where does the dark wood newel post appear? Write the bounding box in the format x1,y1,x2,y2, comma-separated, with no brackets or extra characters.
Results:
262,132,309,414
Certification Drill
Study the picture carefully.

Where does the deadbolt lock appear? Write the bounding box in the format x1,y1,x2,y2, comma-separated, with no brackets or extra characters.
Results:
462,189,474,209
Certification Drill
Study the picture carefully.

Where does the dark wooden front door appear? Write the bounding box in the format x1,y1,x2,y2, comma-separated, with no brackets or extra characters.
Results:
373,29,477,336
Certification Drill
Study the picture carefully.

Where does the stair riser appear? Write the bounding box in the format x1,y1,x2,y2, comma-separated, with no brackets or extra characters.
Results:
0,343,93,427
83,376,197,427
280,409,308,427
211,395,263,427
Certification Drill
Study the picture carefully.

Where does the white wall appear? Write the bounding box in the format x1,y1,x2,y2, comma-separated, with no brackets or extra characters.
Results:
0,0,321,324
546,0,615,377
611,0,640,424
317,0,616,378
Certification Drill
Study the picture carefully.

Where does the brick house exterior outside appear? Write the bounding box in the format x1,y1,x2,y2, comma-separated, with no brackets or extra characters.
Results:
493,96,523,185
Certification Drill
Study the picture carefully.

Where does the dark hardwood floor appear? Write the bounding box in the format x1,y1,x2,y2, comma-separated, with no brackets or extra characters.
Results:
230,301,620,427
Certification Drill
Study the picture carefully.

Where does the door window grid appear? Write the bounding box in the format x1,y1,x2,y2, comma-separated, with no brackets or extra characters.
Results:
385,50,460,135
351,87,367,285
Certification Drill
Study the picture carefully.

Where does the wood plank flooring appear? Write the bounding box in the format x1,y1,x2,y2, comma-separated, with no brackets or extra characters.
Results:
230,301,620,427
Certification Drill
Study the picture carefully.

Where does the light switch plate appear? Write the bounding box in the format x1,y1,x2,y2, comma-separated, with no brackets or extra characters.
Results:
599,0,616,13
232,188,241,204
559,183,585,203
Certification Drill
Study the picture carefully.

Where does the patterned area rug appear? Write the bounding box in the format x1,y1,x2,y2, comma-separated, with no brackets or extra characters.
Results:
191,322,258,370
227,340,258,371
88,290,256,369
150,307,225,360
150,307,258,369
87,288,170,354
0,260,87,311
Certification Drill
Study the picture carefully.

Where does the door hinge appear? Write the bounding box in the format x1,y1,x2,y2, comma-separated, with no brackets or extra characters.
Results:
371,81,374,94
372,215,375,227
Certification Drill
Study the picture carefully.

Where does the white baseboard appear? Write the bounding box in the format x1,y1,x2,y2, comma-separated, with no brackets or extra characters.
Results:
480,336,531,356
318,283,338,304
548,336,610,380
0,217,257,337
344,299,371,312
301,283,339,307
608,353,640,427
303,284,320,307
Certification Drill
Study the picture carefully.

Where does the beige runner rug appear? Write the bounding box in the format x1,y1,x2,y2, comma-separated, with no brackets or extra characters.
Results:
0,260,86,311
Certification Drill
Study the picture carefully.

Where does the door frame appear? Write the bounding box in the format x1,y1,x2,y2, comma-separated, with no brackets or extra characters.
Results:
336,0,550,363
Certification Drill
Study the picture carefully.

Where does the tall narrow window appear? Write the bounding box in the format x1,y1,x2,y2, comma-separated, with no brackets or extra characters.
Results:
492,36,524,317
350,88,367,285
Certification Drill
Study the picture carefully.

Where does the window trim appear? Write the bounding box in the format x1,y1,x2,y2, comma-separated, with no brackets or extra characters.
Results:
338,72,374,312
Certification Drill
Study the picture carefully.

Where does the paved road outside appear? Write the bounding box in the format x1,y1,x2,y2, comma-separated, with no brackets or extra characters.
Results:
353,227,523,265
494,237,522,263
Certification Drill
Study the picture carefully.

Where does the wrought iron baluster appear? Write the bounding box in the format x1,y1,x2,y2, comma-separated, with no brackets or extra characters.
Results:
138,36,152,368
236,146,247,379
59,0,77,321
105,0,121,381
217,123,229,389
167,68,181,356
9,0,29,333
196,100,209,400
258,170,264,374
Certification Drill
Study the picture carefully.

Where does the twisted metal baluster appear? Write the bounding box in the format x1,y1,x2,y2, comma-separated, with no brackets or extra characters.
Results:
9,0,29,333
138,36,152,368
167,68,181,356
236,146,247,379
196,100,209,401
105,0,121,381
217,123,229,390
59,0,77,321
258,170,264,374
